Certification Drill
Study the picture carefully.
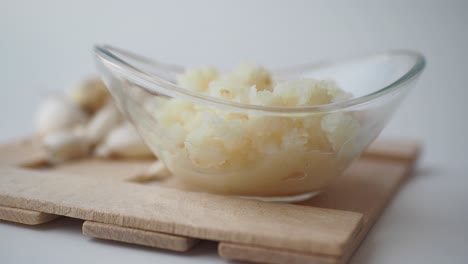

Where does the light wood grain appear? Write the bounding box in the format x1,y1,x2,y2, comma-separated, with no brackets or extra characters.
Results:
219,243,338,264
219,142,419,264
0,205,59,225
0,139,48,167
0,166,362,256
83,221,199,252
52,159,153,181
362,139,421,164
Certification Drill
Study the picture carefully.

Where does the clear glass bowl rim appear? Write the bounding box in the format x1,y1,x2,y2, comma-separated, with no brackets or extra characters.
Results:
94,45,426,114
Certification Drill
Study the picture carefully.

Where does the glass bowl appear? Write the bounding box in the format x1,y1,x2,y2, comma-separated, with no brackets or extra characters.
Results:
94,45,425,202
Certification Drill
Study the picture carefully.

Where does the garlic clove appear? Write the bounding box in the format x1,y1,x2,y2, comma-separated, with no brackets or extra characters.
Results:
83,103,122,145
69,77,109,113
144,161,171,178
41,130,90,164
36,96,88,137
132,161,171,182
94,122,154,159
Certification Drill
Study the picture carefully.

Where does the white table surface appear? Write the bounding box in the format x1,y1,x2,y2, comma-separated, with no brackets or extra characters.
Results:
1,1,468,263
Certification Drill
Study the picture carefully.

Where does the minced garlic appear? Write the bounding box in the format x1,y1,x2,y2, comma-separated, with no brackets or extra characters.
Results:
153,63,360,197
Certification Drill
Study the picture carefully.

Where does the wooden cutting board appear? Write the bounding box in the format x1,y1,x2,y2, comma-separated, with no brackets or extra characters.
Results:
0,138,420,263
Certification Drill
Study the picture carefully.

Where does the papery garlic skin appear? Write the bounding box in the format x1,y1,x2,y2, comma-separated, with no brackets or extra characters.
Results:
36,96,88,137
84,103,122,145
35,78,156,163
42,130,90,164
139,161,171,181
95,122,154,159
69,78,109,113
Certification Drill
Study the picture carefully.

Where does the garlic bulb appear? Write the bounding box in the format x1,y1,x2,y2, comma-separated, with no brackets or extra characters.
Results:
94,122,154,159
42,130,90,164
83,103,122,145
69,78,109,113
36,96,88,137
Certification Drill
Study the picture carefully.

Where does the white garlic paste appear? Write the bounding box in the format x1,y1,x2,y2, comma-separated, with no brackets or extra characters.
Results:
152,63,361,196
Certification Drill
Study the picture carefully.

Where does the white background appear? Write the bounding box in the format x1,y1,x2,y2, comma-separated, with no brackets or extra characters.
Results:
1,0,467,263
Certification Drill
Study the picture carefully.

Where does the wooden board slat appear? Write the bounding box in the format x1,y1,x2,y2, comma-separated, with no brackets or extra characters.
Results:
0,166,362,256
0,205,59,225
83,221,199,252
362,139,421,164
218,243,338,264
